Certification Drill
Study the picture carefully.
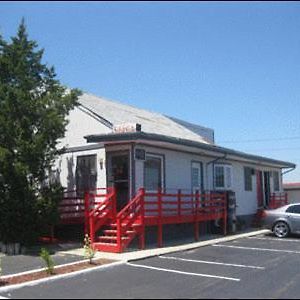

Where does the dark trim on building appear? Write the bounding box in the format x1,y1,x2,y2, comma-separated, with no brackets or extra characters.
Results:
85,131,295,169
131,143,135,197
78,104,113,129
60,143,104,154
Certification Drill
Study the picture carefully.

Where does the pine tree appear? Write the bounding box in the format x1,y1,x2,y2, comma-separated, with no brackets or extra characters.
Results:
0,19,81,245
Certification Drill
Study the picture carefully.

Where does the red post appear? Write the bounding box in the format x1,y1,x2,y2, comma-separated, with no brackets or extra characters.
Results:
89,217,95,244
84,191,90,234
117,217,122,253
112,186,117,218
157,188,163,248
223,193,227,236
139,188,145,250
194,190,199,241
178,189,182,218
269,193,274,209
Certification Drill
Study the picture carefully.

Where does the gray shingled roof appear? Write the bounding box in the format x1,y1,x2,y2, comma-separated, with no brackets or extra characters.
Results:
78,93,214,144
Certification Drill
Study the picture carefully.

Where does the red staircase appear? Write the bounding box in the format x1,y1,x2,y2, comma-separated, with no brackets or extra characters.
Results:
88,188,145,253
86,188,227,253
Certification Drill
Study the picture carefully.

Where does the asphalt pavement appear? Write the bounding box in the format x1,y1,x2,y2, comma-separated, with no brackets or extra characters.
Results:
2,232,300,299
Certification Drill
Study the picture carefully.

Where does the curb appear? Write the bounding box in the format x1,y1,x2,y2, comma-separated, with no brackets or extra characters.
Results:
1,257,104,280
0,261,125,294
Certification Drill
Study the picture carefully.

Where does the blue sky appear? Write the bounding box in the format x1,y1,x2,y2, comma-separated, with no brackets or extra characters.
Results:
1,1,300,181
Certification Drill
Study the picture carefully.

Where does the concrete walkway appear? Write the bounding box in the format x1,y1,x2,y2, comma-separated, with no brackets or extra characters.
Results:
58,229,270,262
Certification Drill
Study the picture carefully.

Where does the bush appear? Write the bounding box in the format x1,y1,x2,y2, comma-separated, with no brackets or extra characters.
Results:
83,234,95,264
40,248,54,275
0,182,64,246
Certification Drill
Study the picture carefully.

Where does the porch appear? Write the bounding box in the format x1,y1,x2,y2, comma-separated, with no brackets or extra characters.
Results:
58,188,289,253
59,188,228,253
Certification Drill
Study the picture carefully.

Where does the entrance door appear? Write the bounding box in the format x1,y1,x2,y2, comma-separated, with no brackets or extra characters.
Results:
191,162,203,194
75,155,97,196
107,152,130,211
263,171,271,207
256,171,264,209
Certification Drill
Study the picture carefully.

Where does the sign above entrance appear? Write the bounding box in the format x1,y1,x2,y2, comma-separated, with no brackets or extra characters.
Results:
113,123,142,134
135,148,146,161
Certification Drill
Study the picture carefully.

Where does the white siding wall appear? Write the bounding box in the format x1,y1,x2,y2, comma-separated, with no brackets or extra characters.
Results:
133,145,212,193
53,106,111,191
57,106,111,149
54,148,106,190
231,162,257,216
133,145,283,217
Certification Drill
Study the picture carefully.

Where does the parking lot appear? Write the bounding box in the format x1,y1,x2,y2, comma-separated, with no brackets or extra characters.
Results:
2,232,300,299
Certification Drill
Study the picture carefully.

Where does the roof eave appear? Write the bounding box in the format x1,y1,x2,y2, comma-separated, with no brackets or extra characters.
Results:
85,132,296,169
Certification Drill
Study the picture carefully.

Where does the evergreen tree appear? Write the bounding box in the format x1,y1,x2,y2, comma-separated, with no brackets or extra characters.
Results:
0,19,81,245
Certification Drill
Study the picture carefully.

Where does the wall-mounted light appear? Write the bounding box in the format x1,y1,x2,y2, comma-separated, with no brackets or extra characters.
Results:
99,158,105,170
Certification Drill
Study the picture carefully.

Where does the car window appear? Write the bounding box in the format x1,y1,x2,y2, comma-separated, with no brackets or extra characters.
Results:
286,205,300,214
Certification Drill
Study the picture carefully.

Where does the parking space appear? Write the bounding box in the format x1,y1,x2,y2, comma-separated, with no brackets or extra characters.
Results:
2,232,300,298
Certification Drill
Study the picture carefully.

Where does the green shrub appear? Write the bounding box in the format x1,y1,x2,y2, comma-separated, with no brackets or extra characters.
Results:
40,248,54,275
83,234,95,264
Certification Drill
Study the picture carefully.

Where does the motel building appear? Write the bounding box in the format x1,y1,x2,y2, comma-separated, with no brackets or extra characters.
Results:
53,93,295,253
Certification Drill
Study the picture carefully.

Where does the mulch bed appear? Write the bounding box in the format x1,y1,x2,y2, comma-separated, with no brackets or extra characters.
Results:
0,258,116,287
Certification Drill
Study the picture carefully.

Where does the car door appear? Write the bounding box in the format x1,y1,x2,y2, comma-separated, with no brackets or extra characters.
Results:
286,205,300,233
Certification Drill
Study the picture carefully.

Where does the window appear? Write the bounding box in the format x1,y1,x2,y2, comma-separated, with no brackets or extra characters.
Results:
144,154,163,191
76,155,97,196
214,164,232,190
286,205,300,214
273,171,280,192
192,161,202,193
244,167,253,191
215,166,225,188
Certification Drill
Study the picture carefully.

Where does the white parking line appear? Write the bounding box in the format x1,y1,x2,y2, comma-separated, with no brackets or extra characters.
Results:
213,244,300,254
248,237,300,243
158,256,265,270
126,263,240,282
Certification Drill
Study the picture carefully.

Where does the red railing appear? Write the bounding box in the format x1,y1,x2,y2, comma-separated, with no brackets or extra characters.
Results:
143,189,227,246
88,187,116,243
59,188,113,225
269,192,288,209
144,190,226,219
59,190,85,224
115,188,145,252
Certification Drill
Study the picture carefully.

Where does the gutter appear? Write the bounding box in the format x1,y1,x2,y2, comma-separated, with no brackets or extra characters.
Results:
282,166,296,176
85,131,296,169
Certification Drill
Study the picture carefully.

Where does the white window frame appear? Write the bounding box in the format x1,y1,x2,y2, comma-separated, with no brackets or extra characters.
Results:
191,161,203,193
214,164,233,190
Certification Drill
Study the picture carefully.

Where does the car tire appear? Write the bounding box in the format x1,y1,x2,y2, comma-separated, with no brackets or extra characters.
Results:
273,221,290,238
